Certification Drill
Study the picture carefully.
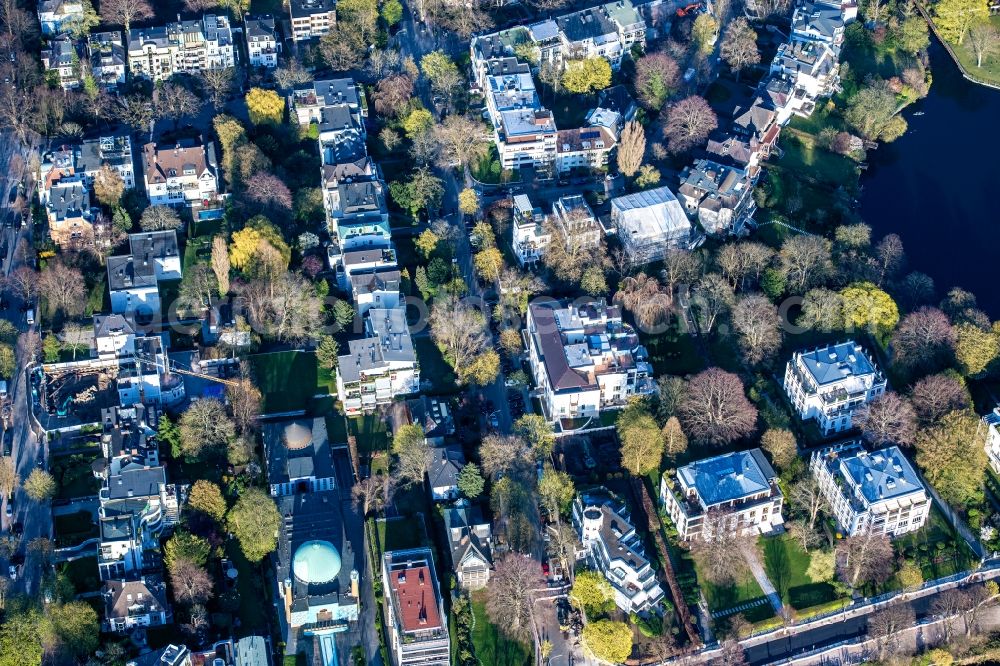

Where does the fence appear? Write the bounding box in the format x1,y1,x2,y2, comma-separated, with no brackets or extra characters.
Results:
916,3,1000,92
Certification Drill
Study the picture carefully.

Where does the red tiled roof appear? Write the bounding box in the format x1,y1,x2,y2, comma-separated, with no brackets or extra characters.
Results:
389,565,443,632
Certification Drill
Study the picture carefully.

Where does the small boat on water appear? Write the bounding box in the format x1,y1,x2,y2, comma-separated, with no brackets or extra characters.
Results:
913,111,925,116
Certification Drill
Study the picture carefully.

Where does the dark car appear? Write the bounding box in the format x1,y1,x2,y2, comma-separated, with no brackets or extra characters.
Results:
10,522,21,536
7,186,15,204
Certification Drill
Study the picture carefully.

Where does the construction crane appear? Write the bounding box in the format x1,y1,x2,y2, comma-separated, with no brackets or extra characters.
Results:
133,351,242,388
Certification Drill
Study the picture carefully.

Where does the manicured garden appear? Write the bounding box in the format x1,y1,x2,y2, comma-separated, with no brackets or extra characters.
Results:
894,506,978,581
693,555,775,622
347,413,390,454
761,534,844,612
249,350,332,413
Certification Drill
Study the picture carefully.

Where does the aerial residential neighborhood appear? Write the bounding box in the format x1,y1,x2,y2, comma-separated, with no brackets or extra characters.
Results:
0,0,999,665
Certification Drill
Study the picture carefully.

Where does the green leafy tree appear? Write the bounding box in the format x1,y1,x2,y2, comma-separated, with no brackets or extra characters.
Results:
457,463,485,499
581,620,633,663
955,322,1000,376
761,429,797,471
897,561,924,589
915,410,987,508
381,0,403,25
392,424,431,487
227,488,281,562
692,14,719,55
897,16,930,54
839,282,899,338
538,466,574,522
390,168,444,217
164,531,211,569
581,266,608,296
616,402,664,476
513,414,555,460
570,570,616,617
187,480,227,522
421,50,462,97
458,188,479,215
0,606,42,666
561,57,612,94
402,108,434,137
415,229,441,258
934,0,988,44
44,601,99,661
158,415,182,459
0,344,14,379
245,87,285,126
178,399,236,460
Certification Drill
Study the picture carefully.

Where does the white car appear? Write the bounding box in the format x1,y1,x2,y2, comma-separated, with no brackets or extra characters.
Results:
7,565,15,581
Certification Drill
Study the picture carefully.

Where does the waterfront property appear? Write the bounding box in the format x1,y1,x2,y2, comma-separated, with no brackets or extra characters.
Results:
810,442,930,537
572,487,665,613
382,548,450,666
660,449,784,541
783,341,886,436
525,298,655,422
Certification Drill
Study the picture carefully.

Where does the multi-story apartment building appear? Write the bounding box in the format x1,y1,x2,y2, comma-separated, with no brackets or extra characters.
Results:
811,442,930,537
511,194,550,266
37,0,84,36
324,179,390,248
791,0,857,45
290,78,366,127
783,341,886,436
127,15,235,81
609,186,694,264
142,138,220,208
103,577,171,632
45,178,94,250
81,135,135,188
107,231,182,318
526,298,655,422
555,126,615,174
41,35,80,90
382,549,450,666
769,40,841,117
573,488,664,612
88,32,127,90
984,407,1000,475
660,449,784,541
339,243,401,315
551,194,603,248
245,15,280,67
482,66,558,170
677,159,757,235
288,0,337,42
336,307,419,416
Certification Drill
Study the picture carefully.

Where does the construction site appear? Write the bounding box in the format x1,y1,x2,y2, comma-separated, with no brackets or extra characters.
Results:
39,365,121,424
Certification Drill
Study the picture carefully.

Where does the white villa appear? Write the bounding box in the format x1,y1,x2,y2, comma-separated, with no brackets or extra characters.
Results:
660,449,784,541
811,442,930,537
511,194,550,266
783,341,886,436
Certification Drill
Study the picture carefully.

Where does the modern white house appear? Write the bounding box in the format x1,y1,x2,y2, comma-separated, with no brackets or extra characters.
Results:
107,231,182,318
660,449,784,541
383,549,450,666
245,15,280,67
610,186,694,264
677,159,756,235
572,488,665,613
142,139,220,208
811,442,930,537
37,0,84,36
526,299,655,423
290,78,365,127
511,194,550,266
288,0,337,42
783,341,886,436
127,15,236,81
984,407,1000,475
791,0,857,45
336,307,420,416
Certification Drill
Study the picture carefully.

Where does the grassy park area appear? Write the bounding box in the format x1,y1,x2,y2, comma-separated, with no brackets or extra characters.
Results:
249,350,333,413
694,554,775,622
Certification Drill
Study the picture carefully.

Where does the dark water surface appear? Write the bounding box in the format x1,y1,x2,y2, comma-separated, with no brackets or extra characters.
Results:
859,38,1000,316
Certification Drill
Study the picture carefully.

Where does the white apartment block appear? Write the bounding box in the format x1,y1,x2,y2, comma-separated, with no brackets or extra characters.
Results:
660,449,784,541
245,15,280,68
382,549,450,666
555,126,615,174
289,0,337,42
783,341,886,436
142,139,219,208
526,299,654,422
983,407,1000,475
482,67,558,170
811,442,930,537
511,194,550,266
127,15,235,81
336,307,419,416
791,0,857,46
573,488,665,613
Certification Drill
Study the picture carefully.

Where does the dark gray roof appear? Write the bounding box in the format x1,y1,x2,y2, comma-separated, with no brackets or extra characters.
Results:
350,268,401,295
245,15,277,40
443,503,492,570
264,418,334,486
289,0,336,18
428,444,465,489
677,449,776,507
528,301,593,392
106,467,165,500
797,341,876,385
557,7,617,43
79,135,132,174
107,255,155,291
294,78,362,109
47,181,89,221
130,230,179,266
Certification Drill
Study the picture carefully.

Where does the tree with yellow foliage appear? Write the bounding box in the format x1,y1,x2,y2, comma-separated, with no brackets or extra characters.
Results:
228,217,290,272
245,87,285,126
458,188,479,215
561,57,612,94
934,0,989,45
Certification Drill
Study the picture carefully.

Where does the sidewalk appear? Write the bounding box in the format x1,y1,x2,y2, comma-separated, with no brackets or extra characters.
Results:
743,545,784,616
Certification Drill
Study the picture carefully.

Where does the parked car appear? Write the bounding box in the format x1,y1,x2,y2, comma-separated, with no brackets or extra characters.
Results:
7,565,15,581
4,501,11,518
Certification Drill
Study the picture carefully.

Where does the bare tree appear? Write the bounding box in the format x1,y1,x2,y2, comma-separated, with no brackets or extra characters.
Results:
140,205,182,231
720,18,760,79
352,474,396,516
661,248,702,306
855,392,917,446
391,425,431,487
102,0,153,34
867,602,915,661
836,530,893,588
788,476,827,530
226,375,261,435
732,294,782,365
788,519,824,552
428,296,490,378
273,58,312,90
891,307,956,372
0,82,35,143
240,272,323,343
662,96,718,153
0,456,18,498
779,235,833,293
714,638,748,666
873,233,906,285
799,288,844,333
691,273,734,334
486,554,542,642
92,165,126,207
909,373,970,425
615,273,671,330
158,83,202,128
932,588,968,643
244,172,293,213
431,114,490,168
968,24,1000,68
690,509,752,584
716,241,774,291
373,74,414,118
634,52,680,109
616,120,645,177
37,261,85,318
116,94,154,133
7,266,37,302
198,67,235,110
480,433,532,479
678,368,758,446
169,558,214,605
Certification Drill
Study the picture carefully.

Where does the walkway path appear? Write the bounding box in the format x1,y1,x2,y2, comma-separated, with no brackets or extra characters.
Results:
743,545,784,616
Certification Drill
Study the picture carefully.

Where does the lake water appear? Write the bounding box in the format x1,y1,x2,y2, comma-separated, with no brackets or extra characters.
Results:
859,38,1000,317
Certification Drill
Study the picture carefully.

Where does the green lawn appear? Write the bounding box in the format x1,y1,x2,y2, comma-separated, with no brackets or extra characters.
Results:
470,591,533,666
226,540,270,636
59,556,100,594
894,506,977,581
54,510,98,548
182,234,214,273
413,337,459,394
249,351,329,413
776,132,860,187
694,555,774,621
375,515,427,556
643,325,704,376
51,453,101,500
347,413,390,454
928,16,1000,88
761,535,842,611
